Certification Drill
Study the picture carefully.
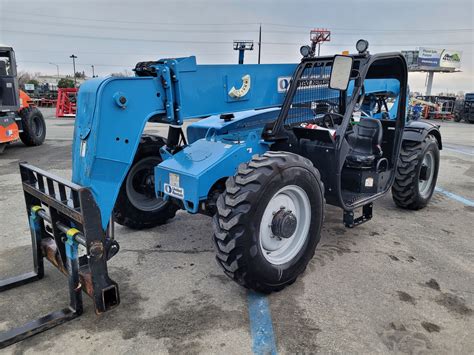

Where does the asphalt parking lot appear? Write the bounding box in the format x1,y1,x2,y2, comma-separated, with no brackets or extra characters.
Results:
1,108,473,354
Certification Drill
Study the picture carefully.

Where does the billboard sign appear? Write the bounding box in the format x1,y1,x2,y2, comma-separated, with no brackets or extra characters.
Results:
417,47,462,69
418,48,443,67
439,49,462,69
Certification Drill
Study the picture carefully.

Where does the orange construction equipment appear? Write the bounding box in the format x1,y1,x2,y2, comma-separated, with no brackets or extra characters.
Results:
414,96,456,120
0,44,46,153
0,90,31,146
19,89,32,109
56,88,78,117
0,88,46,153
0,115,20,148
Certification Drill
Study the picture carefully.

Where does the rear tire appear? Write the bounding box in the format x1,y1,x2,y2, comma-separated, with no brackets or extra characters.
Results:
392,135,440,210
113,135,179,230
19,107,46,146
213,151,324,293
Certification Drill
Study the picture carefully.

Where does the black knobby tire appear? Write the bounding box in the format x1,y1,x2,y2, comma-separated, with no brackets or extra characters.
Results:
213,151,325,293
113,135,179,229
392,135,440,210
453,113,463,122
19,107,46,146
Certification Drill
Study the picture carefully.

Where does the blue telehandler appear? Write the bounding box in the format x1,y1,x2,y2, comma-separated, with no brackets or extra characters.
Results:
0,40,442,347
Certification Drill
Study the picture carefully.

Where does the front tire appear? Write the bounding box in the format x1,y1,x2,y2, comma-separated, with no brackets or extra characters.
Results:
213,151,324,293
19,107,46,146
113,135,179,229
392,135,440,210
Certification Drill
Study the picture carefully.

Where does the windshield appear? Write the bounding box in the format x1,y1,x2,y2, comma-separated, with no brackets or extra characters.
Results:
0,51,13,76
286,61,340,126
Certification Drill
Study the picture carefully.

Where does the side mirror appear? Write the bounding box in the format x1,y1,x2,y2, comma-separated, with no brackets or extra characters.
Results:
329,55,353,91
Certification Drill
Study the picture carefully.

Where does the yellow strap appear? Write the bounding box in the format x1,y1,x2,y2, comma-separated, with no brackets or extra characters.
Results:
31,205,43,213
66,228,81,238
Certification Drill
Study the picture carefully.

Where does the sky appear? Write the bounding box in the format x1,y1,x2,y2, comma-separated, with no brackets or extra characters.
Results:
0,0,473,94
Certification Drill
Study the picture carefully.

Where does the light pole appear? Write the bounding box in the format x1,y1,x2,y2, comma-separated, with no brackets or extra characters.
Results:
70,54,77,87
233,40,254,64
309,29,331,57
91,64,95,78
258,24,262,64
49,62,60,78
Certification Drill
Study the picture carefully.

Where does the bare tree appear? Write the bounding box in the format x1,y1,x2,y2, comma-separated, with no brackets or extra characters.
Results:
109,69,133,77
18,71,34,87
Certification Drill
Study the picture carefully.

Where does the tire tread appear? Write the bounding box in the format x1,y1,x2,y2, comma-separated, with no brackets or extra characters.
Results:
392,135,438,210
113,134,179,229
212,151,324,293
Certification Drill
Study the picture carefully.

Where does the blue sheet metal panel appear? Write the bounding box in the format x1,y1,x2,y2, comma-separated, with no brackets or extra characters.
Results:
347,78,400,96
347,78,401,119
72,76,167,229
186,108,280,143
154,131,269,212
164,57,296,123
364,78,400,95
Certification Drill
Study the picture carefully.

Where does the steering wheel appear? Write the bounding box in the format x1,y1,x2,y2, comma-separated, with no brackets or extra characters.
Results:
354,85,373,119
321,112,344,128
312,100,339,115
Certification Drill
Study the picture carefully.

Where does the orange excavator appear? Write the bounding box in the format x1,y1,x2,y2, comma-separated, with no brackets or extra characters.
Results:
0,44,46,153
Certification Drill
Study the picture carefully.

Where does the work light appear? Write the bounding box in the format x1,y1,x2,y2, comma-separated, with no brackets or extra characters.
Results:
356,39,369,54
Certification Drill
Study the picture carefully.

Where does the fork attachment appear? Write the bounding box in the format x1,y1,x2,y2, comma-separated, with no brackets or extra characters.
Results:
0,162,120,348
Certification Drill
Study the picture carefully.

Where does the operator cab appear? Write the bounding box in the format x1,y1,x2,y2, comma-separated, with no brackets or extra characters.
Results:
0,45,20,111
340,86,400,208
264,40,407,217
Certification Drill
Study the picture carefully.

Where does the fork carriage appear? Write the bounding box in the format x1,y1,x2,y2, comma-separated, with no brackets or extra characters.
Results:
0,163,119,348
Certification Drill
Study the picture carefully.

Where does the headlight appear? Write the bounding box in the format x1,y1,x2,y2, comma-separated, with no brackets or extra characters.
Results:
356,39,369,54
300,45,311,58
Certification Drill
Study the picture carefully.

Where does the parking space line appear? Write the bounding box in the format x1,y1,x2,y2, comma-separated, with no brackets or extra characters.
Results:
443,147,474,157
435,187,474,207
247,291,277,355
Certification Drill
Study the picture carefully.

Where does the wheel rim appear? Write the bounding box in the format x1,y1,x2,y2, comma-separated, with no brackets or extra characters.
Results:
125,157,167,211
32,115,44,138
259,185,311,265
419,150,435,198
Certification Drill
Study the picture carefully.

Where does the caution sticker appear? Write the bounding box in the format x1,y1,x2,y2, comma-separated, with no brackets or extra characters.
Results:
365,177,374,187
169,173,180,187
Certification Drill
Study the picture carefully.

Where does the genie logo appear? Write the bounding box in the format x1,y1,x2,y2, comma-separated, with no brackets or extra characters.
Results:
163,183,184,199
277,76,292,93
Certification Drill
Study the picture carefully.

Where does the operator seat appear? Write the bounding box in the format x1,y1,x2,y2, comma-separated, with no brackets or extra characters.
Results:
346,118,383,168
